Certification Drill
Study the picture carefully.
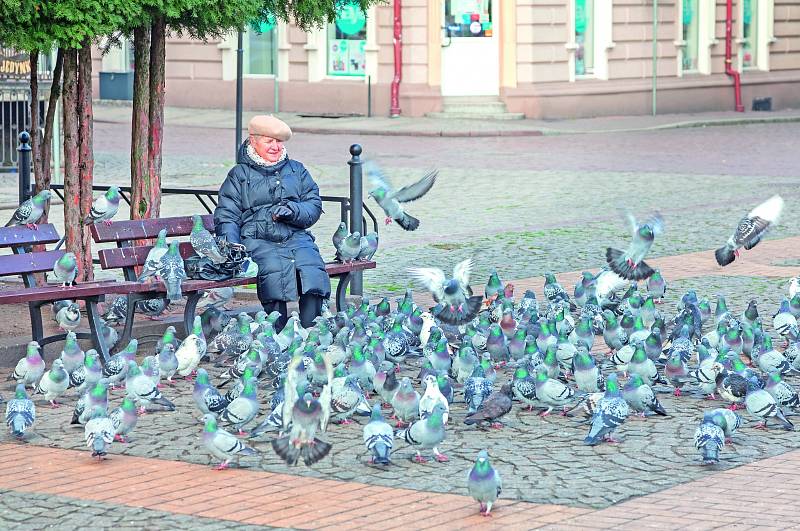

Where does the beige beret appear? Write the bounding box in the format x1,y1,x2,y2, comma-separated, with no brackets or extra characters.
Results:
248,115,292,141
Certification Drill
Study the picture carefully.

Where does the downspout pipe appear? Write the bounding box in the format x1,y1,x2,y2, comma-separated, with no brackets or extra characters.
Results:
724,0,745,112
389,0,402,117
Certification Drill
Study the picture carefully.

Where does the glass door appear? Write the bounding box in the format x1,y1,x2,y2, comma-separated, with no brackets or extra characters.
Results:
441,0,499,96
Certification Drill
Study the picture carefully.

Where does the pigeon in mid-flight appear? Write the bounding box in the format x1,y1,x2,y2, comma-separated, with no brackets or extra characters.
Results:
606,212,663,281
408,258,483,325
190,214,226,264
366,161,437,231
84,186,122,226
5,189,52,229
715,195,784,266
52,252,78,287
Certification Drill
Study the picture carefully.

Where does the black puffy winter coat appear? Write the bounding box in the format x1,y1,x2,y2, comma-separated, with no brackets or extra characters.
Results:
214,141,331,302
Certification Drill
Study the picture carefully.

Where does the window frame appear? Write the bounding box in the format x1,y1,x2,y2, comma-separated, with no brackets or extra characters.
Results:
242,26,277,79
675,0,715,76
566,0,614,82
737,0,775,72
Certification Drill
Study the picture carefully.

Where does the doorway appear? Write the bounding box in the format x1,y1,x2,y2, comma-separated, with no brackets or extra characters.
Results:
440,0,499,97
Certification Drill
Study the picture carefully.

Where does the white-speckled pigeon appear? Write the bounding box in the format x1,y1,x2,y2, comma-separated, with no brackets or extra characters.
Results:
363,404,394,465
190,214,226,264
584,373,629,445
109,397,138,443
5,189,52,228
137,229,168,282
84,405,114,459
160,241,186,302
5,384,35,438
715,194,784,266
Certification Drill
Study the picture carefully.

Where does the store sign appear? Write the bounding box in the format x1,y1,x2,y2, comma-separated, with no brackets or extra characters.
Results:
335,5,366,36
0,50,31,78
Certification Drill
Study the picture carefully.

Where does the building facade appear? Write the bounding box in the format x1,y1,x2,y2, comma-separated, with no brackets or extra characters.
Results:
94,0,800,118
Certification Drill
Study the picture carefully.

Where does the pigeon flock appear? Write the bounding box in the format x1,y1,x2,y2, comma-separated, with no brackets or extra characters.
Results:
2,168,796,516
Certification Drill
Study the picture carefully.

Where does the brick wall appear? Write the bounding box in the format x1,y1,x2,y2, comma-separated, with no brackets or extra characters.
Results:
516,0,570,83
772,0,800,70
608,0,678,79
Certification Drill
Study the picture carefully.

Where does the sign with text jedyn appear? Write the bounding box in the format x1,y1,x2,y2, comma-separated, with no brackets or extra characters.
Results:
0,49,31,78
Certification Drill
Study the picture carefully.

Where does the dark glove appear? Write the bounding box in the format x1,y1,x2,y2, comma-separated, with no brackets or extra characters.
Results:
271,204,293,221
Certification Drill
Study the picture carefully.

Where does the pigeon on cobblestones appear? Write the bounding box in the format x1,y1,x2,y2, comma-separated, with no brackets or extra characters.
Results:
193,368,229,416
397,403,448,463
464,383,512,429
622,374,667,417
125,360,176,414
409,258,483,325
363,404,394,465
202,413,258,470
606,212,663,281
5,189,52,228
366,162,437,231
34,359,69,408
109,397,138,443
390,376,420,427
60,332,85,376
468,450,502,517
221,376,259,434
73,380,109,426
715,195,783,266
103,339,138,388
745,378,794,430
7,341,45,388
72,350,102,393
5,384,35,438
52,252,77,287
534,369,575,416
694,411,726,465
176,318,207,379
584,373,629,445
85,406,114,459
419,374,450,424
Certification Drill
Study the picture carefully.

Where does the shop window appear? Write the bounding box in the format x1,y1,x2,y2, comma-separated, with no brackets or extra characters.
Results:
244,22,276,76
444,0,493,38
575,0,594,76
741,0,758,68
681,0,700,71
327,3,367,77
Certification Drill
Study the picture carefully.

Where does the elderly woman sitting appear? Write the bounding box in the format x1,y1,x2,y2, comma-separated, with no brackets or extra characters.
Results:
214,115,330,329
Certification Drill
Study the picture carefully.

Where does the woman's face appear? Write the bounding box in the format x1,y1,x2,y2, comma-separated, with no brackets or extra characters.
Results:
250,134,284,163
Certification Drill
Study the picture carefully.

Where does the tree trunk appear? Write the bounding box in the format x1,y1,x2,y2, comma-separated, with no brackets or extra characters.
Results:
148,16,166,219
61,50,81,270
130,25,151,221
77,43,94,281
37,48,64,200
29,50,40,187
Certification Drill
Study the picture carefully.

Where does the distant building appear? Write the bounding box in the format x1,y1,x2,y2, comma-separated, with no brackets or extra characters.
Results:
93,0,800,118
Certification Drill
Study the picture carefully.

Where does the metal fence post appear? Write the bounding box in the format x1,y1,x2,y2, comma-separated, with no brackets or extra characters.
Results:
17,131,32,204
348,144,364,297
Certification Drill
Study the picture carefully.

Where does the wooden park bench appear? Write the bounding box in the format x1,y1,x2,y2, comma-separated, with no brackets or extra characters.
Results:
0,224,140,361
91,214,376,348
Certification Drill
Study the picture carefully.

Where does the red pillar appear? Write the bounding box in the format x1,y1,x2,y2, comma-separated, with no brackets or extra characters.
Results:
390,0,403,117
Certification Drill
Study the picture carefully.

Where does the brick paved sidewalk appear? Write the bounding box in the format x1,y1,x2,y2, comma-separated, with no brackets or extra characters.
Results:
2,441,798,530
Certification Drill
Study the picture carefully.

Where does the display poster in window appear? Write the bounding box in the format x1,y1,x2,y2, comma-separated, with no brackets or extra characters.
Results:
575,0,588,75
328,39,366,76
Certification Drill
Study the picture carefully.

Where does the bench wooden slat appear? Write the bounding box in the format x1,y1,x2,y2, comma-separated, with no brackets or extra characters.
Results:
0,224,61,248
91,215,214,243
98,242,197,270
0,250,65,276
0,280,138,304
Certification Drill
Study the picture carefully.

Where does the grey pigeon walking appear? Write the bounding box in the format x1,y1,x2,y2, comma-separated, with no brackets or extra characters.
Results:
109,397,138,443
190,214,226,264
397,403,448,462
5,189,52,228
5,384,35,438
694,411,726,465
366,161,437,231
409,258,483,325
202,413,258,470
715,195,783,266
606,212,663,281
467,450,502,517
52,252,78,287
363,404,394,465
7,341,45,388
745,379,794,430
84,186,121,226
193,368,229,416
125,360,176,413
584,373,630,445
34,359,69,408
